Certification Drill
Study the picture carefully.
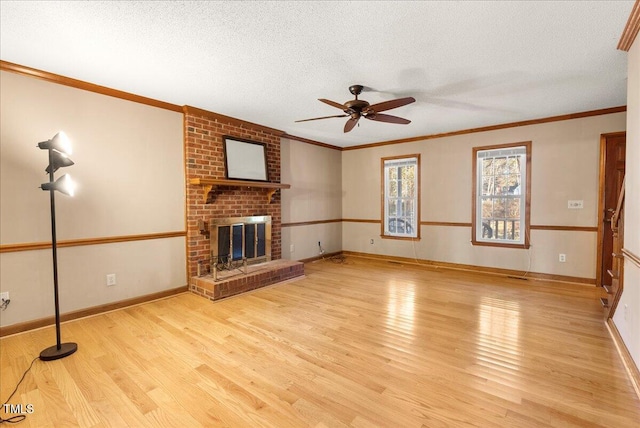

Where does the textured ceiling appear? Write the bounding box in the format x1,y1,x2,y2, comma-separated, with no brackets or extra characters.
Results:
0,1,633,148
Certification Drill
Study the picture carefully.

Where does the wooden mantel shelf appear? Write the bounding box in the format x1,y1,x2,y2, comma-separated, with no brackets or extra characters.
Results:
189,178,291,203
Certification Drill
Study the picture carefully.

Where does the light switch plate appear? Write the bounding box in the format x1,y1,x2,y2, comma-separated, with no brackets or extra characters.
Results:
568,200,584,209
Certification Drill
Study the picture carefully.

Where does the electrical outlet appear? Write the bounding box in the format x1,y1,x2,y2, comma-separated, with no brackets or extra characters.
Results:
559,254,566,263
290,244,295,253
0,292,9,311
106,274,116,286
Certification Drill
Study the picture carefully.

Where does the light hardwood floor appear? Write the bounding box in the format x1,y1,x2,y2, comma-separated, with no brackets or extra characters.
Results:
1,256,639,427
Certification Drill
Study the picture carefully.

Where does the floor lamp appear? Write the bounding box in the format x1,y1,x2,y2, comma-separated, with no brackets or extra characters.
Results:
38,131,78,361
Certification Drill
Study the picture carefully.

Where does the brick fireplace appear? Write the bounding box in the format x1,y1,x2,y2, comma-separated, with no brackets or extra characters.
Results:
184,106,282,276
184,106,302,300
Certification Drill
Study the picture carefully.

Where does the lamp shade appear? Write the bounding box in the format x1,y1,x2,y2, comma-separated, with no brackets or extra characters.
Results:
38,131,72,156
45,150,75,174
41,174,76,197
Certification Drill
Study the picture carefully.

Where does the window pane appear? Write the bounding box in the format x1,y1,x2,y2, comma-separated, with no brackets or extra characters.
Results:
401,177,414,198
388,178,398,197
481,198,493,220
513,221,521,240
482,158,494,176
402,199,414,217
508,198,521,218
388,200,397,217
506,176,520,194
400,166,415,197
495,175,508,194
494,157,507,174
494,198,506,218
508,156,520,173
482,176,493,196
389,218,397,233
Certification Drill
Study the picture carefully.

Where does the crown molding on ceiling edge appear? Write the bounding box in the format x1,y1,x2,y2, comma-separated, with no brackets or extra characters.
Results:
183,105,285,137
342,106,627,151
281,133,342,150
0,60,183,112
618,0,640,51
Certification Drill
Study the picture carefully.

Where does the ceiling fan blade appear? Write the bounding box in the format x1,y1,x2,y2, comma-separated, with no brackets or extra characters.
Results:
366,113,411,125
319,98,348,110
367,96,416,113
344,116,360,133
295,114,348,123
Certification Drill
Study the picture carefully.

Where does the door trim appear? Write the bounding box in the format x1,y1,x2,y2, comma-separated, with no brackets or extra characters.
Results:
596,132,626,288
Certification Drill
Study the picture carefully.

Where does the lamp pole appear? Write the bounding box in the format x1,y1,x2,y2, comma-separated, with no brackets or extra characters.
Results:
39,134,78,361
48,147,63,349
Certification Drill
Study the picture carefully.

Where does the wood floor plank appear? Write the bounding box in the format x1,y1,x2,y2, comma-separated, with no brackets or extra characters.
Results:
31,365,80,427
47,361,101,427
1,256,639,427
22,388,55,428
145,387,205,428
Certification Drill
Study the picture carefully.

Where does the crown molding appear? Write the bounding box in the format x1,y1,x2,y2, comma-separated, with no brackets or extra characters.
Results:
343,106,627,151
618,0,640,51
183,105,284,136
281,133,342,151
0,60,183,112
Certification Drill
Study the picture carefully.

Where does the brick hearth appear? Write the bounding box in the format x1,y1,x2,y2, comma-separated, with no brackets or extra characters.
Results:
190,259,304,301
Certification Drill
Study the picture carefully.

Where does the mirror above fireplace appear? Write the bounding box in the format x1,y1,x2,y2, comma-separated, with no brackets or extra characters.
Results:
223,136,268,181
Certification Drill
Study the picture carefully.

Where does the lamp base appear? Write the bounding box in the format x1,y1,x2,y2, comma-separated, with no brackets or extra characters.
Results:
40,342,78,361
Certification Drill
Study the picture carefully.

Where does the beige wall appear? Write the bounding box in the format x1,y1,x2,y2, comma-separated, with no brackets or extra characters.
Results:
281,138,342,260
342,112,626,279
614,36,640,368
0,71,186,327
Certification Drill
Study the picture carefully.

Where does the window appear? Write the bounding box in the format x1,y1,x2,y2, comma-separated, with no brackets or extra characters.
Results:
382,155,420,239
472,142,530,248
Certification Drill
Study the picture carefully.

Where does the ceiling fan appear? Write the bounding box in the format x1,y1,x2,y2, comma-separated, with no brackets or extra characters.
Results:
295,85,416,133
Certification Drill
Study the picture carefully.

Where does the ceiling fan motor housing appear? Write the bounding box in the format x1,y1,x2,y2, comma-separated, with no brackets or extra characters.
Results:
349,84,364,96
344,99,370,115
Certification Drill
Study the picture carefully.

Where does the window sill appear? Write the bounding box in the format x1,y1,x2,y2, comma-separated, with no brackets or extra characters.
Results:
471,240,530,249
381,235,421,241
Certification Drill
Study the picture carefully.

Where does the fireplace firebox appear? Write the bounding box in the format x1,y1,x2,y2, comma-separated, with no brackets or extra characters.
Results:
210,216,271,273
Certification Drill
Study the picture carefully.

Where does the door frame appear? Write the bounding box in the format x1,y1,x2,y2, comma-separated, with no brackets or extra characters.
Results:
595,131,626,288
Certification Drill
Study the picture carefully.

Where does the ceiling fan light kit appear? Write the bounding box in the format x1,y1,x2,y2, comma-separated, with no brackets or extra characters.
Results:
296,84,415,133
